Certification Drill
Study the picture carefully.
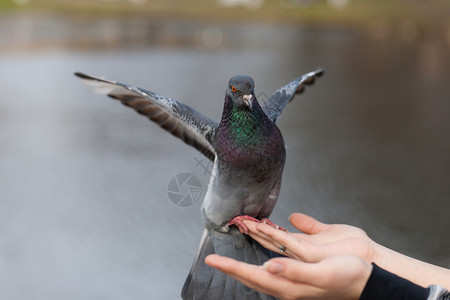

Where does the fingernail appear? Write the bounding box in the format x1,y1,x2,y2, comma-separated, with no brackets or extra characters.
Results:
262,261,283,274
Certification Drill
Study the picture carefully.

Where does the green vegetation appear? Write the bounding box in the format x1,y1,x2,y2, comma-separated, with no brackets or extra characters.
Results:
1,0,449,30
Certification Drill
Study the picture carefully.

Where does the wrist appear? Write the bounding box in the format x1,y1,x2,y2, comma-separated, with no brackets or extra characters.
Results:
360,263,430,300
367,242,450,288
354,260,374,299
369,241,390,266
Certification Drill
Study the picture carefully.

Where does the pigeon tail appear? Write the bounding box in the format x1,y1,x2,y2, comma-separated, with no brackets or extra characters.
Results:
181,229,279,300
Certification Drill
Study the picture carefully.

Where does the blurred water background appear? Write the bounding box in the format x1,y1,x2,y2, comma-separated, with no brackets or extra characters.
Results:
1,0,449,299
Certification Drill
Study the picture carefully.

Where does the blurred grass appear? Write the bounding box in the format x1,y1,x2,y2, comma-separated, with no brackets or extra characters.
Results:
0,0,449,34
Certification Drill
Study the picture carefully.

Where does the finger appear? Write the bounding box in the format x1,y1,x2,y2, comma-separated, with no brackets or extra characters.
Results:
246,231,298,259
264,257,326,286
204,254,271,294
242,221,281,252
205,255,322,299
256,223,301,249
289,212,329,235
244,221,295,257
257,223,331,262
246,232,278,252
205,254,265,276
205,254,298,297
242,219,261,234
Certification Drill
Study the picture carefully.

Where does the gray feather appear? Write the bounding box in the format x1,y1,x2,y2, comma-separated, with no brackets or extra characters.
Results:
182,229,280,300
261,69,324,123
74,72,217,161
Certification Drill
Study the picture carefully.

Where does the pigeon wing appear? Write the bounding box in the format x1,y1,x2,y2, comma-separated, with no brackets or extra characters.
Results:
75,72,217,161
260,69,324,123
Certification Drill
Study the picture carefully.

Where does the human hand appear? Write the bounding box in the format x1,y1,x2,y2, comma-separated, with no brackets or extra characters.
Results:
245,213,450,289
205,254,372,300
244,213,377,263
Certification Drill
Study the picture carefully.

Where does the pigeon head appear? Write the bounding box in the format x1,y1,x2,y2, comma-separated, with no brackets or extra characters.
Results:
227,75,255,111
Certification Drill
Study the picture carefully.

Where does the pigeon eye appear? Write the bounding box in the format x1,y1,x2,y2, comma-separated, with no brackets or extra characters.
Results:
231,86,237,92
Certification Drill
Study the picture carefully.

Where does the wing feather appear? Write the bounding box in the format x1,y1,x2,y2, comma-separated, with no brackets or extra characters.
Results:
261,69,324,123
75,72,217,161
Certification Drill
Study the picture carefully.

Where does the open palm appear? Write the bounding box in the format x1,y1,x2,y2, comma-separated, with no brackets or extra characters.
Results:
244,213,376,263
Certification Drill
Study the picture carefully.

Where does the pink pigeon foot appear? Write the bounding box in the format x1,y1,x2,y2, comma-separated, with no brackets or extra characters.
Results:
228,215,261,234
261,218,287,232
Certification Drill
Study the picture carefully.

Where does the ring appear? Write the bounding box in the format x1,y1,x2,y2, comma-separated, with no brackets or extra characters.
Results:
279,244,286,253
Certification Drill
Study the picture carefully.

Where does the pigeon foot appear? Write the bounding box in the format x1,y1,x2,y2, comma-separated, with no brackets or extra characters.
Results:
228,215,260,234
261,218,287,232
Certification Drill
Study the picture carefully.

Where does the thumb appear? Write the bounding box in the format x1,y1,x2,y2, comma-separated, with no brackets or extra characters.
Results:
289,213,329,234
262,257,324,284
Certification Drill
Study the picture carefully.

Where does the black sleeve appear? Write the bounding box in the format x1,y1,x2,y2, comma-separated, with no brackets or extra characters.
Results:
360,263,430,300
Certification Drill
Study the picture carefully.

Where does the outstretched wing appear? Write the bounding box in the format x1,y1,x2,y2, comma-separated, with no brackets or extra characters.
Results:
75,72,217,161
260,69,324,123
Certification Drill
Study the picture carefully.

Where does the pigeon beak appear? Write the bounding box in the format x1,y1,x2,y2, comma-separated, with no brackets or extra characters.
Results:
242,94,253,110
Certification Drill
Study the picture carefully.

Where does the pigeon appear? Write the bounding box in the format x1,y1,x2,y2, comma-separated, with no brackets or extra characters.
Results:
75,69,324,299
